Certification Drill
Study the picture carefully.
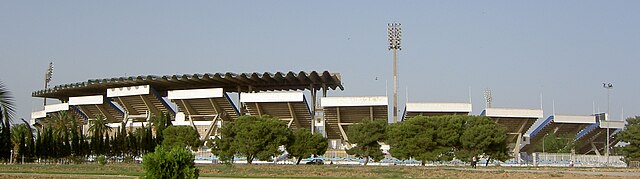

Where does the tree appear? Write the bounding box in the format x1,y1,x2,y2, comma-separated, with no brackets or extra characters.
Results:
47,111,76,136
386,115,510,165
150,112,172,147
0,81,15,162
345,119,386,165
618,116,640,165
208,115,290,164
537,133,575,153
88,115,111,156
458,116,510,163
11,122,30,163
386,116,438,165
386,115,467,165
162,125,203,151
88,115,110,138
286,128,328,165
142,146,199,179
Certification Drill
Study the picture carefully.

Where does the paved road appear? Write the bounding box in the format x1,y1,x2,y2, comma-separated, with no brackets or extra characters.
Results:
445,167,640,177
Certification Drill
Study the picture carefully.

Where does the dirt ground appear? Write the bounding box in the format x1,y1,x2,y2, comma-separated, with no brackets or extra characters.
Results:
1,164,639,178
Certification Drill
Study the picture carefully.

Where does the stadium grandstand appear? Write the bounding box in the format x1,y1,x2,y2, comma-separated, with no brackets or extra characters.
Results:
31,71,628,166
522,114,597,154
167,88,239,139
574,114,625,155
402,102,472,120
481,108,544,162
321,96,388,148
241,92,313,131
31,71,343,138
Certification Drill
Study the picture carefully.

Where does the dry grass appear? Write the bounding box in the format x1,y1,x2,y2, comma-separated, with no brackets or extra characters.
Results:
0,163,637,178
197,164,636,178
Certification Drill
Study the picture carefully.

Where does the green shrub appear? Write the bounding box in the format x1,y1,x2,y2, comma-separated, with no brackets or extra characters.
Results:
142,146,199,179
97,155,107,165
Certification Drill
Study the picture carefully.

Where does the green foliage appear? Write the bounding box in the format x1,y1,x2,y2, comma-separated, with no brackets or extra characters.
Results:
458,116,510,162
619,116,640,164
88,115,109,138
162,125,203,151
150,112,172,146
538,133,576,153
387,115,510,164
208,115,290,164
142,146,199,179
345,119,386,165
97,155,107,165
386,115,466,164
11,119,34,163
0,81,15,162
286,128,328,165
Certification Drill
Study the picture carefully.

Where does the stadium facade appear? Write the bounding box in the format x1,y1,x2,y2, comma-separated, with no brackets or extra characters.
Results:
31,70,624,163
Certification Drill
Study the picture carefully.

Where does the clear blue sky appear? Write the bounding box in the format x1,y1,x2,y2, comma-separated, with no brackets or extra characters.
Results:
1,1,639,124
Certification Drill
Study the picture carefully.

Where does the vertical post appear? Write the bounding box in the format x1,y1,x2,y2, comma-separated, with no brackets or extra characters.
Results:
237,86,243,116
484,88,492,108
322,84,327,97
393,49,398,123
388,23,401,123
311,85,316,134
603,82,612,165
44,62,53,107
606,87,610,165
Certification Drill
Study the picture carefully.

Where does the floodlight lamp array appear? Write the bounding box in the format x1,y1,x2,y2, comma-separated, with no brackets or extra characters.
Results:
388,23,402,50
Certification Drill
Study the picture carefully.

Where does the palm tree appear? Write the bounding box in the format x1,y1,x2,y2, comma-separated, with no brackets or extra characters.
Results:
88,115,110,156
0,81,15,123
47,111,76,137
88,115,110,137
11,122,30,163
0,81,15,162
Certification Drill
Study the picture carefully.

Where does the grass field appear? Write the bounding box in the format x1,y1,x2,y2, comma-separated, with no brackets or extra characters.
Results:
0,163,638,178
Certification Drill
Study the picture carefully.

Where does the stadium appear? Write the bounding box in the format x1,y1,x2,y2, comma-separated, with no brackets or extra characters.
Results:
30,70,626,167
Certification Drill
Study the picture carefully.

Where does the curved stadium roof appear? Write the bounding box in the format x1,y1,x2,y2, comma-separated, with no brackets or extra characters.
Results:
33,71,343,100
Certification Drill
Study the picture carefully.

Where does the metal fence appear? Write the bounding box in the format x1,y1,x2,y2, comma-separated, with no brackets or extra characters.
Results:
532,153,626,167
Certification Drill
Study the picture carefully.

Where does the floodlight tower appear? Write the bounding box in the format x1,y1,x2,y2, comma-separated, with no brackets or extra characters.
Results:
603,82,613,165
484,88,493,108
44,62,53,106
388,23,401,123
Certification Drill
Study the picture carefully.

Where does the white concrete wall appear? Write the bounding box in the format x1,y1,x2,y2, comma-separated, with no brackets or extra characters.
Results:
172,121,213,126
484,108,543,118
69,95,104,105
599,120,625,128
44,103,69,113
553,115,596,124
168,88,223,100
240,92,304,103
107,85,151,97
31,110,46,119
406,102,472,112
321,96,388,107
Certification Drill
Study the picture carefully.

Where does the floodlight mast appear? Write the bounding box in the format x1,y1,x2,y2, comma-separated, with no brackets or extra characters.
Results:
484,88,492,108
603,82,613,165
44,62,53,106
388,23,401,123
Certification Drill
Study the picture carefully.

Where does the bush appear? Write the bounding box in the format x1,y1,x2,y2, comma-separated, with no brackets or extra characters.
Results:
97,155,107,165
142,146,199,179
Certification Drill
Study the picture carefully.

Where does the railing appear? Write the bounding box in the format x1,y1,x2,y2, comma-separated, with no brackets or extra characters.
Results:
532,153,626,167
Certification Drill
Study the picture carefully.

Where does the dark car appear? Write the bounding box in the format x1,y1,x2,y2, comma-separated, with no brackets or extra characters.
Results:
306,159,324,165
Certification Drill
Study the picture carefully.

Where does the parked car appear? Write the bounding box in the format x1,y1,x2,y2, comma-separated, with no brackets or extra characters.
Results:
306,159,324,165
